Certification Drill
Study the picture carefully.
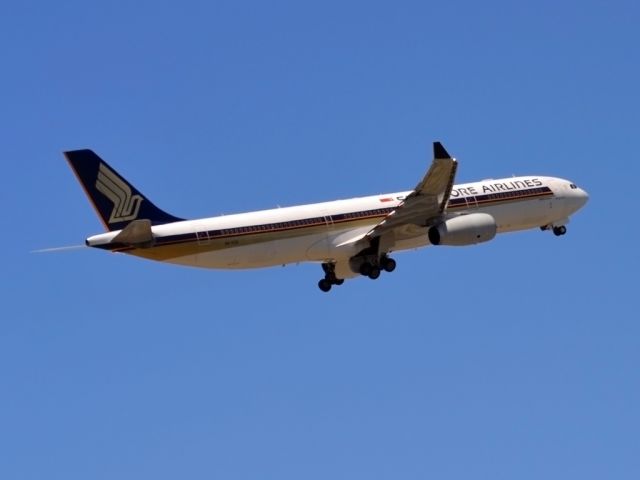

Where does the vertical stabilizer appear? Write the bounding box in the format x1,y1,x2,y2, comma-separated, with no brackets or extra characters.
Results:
64,149,183,231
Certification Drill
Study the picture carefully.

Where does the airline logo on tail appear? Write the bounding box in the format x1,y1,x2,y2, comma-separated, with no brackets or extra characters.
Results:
96,163,143,224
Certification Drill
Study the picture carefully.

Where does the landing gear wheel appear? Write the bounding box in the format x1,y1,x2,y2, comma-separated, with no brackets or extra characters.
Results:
318,278,332,292
553,226,567,236
360,262,373,277
368,267,381,280
318,262,344,291
381,257,396,273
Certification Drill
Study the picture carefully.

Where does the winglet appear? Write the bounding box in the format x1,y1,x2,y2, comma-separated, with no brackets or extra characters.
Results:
433,142,452,159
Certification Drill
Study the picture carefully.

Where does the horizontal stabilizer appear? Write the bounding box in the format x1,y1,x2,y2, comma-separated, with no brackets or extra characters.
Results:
112,219,155,248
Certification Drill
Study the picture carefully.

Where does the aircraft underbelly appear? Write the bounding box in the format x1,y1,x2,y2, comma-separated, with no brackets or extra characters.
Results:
162,233,325,269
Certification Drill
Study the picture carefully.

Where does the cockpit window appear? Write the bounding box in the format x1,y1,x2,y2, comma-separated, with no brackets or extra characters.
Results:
569,183,577,189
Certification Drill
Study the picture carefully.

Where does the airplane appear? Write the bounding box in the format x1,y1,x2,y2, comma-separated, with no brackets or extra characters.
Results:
64,142,588,292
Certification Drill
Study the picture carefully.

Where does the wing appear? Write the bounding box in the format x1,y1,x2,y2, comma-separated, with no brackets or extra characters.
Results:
365,142,458,245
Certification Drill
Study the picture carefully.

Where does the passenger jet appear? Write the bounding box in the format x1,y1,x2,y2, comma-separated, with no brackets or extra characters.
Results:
64,142,588,292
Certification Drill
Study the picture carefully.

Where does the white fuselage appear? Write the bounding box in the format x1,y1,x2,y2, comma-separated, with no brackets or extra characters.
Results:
87,175,588,277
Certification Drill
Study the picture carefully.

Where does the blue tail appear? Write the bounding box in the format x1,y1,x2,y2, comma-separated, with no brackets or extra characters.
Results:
64,149,184,231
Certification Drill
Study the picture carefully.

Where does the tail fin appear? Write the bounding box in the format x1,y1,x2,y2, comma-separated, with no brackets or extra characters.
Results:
64,149,184,231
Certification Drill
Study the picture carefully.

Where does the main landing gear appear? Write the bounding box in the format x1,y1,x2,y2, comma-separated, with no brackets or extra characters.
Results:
359,255,396,280
317,255,397,292
318,263,345,293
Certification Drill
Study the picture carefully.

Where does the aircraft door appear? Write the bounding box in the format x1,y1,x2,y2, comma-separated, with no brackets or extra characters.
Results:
196,230,211,245
464,195,478,210
324,215,334,230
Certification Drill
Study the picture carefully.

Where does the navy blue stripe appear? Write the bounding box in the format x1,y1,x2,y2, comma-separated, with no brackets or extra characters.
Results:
449,186,552,207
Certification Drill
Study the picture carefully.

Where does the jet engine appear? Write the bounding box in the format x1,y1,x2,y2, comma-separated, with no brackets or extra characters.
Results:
428,213,497,246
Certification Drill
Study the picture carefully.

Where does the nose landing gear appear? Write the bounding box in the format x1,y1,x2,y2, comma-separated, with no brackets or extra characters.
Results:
553,225,567,236
541,224,568,236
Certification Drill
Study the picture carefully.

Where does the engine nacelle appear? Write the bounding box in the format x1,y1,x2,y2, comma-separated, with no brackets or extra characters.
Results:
428,213,497,246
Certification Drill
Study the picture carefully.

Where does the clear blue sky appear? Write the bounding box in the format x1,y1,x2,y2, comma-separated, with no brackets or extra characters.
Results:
2,1,638,478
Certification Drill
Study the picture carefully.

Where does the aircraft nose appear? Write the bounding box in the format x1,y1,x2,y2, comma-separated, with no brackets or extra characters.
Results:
567,186,589,213
577,187,589,208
